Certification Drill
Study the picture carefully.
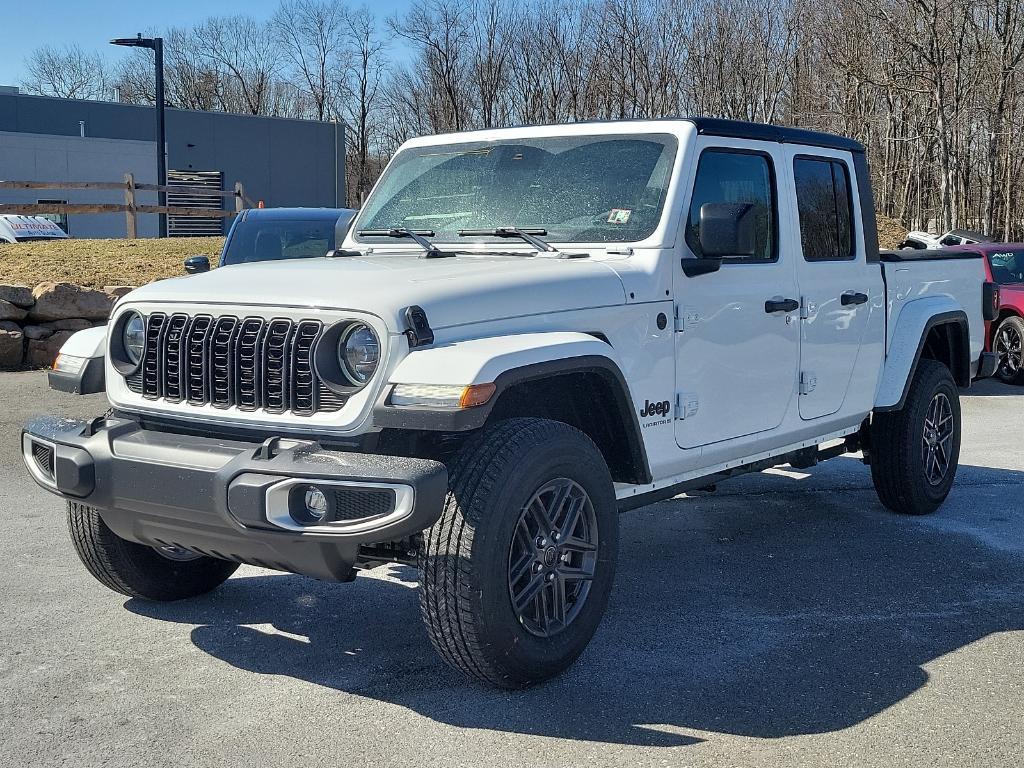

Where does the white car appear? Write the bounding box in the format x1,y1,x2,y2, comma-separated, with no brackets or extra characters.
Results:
900,228,993,250
24,118,999,688
0,214,68,243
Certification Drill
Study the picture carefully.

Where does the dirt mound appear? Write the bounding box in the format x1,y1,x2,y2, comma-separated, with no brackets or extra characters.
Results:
876,215,908,250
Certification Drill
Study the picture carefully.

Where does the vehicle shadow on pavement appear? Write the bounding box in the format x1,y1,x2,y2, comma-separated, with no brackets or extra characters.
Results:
126,458,1024,748
961,378,1024,397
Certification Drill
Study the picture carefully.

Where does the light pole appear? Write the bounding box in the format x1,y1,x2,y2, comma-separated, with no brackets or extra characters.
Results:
111,34,166,237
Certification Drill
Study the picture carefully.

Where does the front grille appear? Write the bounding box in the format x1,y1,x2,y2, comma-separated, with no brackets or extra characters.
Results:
126,313,348,416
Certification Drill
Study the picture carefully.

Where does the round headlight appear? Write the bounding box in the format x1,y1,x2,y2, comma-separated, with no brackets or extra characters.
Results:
338,323,380,385
123,312,145,364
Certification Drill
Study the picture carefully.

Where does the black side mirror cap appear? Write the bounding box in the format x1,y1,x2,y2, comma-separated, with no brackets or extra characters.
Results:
184,255,211,274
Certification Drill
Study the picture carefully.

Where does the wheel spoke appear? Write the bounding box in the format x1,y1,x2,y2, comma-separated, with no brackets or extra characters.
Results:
561,536,597,553
558,492,585,540
512,573,545,615
559,564,595,582
550,577,568,627
526,497,555,537
509,550,535,586
547,480,573,530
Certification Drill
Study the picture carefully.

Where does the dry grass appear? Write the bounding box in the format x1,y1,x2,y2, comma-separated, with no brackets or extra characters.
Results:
0,216,909,289
0,237,224,288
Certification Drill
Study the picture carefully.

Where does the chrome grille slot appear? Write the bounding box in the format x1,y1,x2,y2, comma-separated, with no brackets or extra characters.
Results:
210,317,239,408
123,311,354,416
162,314,189,402
262,319,293,414
290,321,322,415
142,313,167,399
235,317,265,411
185,315,214,404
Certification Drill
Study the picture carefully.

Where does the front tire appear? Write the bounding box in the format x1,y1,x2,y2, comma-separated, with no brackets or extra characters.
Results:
869,359,961,515
994,315,1024,384
419,418,618,688
67,502,239,601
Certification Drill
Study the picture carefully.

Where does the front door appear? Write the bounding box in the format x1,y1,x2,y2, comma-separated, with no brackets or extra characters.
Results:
786,149,874,420
674,140,800,450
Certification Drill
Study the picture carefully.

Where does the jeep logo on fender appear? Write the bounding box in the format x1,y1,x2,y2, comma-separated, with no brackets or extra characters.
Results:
640,399,671,419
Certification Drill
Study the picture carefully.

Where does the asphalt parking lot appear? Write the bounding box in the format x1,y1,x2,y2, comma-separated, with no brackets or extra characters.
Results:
1,370,1022,767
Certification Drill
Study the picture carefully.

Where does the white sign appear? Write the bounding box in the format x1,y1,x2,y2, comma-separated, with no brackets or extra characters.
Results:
0,215,69,242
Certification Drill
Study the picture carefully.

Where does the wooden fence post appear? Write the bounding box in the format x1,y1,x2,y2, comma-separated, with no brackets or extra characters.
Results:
234,182,245,213
124,173,137,239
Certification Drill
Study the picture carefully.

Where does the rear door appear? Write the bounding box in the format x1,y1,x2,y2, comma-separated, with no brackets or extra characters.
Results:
674,139,800,449
786,149,875,420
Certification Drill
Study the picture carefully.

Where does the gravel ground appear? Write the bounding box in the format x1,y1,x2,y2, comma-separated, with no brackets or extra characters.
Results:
0,371,1021,768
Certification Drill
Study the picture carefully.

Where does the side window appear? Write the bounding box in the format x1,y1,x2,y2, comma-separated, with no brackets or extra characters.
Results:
685,149,776,262
794,157,855,261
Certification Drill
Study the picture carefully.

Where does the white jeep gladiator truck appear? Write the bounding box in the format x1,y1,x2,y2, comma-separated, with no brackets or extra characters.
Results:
24,118,999,688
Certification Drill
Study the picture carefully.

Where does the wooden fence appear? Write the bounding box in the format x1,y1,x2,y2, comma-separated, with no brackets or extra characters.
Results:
0,175,256,237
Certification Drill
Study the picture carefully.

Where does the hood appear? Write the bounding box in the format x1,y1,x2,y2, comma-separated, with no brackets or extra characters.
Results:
122,254,627,331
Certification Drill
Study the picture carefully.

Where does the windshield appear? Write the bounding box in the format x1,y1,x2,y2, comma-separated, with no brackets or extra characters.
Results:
354,134,677,245
988,249,1024,285
221,218,335,266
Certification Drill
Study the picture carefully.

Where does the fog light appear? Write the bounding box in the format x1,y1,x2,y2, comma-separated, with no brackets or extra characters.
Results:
304,487,328,521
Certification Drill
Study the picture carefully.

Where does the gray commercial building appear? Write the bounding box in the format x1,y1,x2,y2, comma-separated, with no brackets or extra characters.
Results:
0,87,345,238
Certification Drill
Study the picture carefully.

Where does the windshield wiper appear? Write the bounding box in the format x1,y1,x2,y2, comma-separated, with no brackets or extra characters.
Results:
458,227,558,253
357,228,452,258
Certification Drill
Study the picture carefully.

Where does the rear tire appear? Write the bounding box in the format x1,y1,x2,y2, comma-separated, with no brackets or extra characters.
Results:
419,418,618,688
994,315,1024,384
869,359,961,515
67,501,239,601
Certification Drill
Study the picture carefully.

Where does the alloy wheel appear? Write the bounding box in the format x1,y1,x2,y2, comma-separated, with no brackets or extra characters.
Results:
922,392,954,486
507,478,598,638
996,324,1023,379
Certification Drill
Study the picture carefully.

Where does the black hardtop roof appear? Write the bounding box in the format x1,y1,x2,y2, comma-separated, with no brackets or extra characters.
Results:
418,117,867,153
682,117,865,153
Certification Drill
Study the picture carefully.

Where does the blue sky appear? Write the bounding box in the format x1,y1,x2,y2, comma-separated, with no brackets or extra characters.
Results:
0,0,412,88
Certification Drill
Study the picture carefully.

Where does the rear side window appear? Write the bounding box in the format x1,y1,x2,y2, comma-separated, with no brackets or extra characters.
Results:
988,250,1024,285
685,150,776,262
794,157,855,261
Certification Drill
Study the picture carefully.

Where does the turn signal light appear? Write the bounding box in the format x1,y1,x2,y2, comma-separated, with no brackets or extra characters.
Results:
390,382,497,409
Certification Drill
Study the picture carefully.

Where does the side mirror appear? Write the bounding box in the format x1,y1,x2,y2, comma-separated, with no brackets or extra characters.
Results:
335,209,358,243
184,255,210,274
682,202,757,277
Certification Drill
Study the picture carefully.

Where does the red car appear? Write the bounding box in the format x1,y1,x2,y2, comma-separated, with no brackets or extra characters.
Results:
951,243,1024,383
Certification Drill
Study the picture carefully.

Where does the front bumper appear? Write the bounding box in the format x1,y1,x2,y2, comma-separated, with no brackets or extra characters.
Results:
22,415,447,581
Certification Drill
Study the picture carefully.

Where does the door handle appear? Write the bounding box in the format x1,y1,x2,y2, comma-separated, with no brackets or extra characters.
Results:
841,291,869,306
765,297,799,314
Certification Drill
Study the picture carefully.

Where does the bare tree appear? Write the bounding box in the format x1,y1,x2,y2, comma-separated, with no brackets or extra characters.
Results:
193,15,282,115
22,44,112,100
341,6,388,204
273,0,345,121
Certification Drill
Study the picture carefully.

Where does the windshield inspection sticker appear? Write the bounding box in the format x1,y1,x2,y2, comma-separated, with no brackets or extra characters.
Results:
608,208,632,224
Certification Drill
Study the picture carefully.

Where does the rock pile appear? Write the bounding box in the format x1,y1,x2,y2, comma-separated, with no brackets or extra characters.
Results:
0,282,135,369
